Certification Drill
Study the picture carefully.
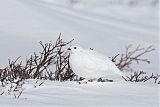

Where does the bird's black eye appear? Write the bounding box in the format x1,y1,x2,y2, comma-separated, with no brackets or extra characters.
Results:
74,47,77,49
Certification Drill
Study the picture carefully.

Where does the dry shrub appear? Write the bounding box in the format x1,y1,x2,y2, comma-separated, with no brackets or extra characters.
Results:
0,35,159,99
0,34,74,98
110,45,159,84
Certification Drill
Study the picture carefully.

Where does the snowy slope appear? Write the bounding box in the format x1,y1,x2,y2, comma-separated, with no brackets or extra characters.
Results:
0,80,159,107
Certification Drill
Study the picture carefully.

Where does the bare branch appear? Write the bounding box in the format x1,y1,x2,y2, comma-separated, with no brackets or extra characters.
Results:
111,45,155,71
123,71,160,84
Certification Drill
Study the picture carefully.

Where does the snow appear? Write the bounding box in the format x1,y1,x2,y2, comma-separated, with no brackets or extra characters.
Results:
0,80,159,107
0,0,159,107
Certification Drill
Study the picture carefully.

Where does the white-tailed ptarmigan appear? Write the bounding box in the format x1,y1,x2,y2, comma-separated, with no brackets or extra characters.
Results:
68,46,124,83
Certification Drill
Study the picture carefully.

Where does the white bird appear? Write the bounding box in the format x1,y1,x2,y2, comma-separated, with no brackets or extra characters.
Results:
68,46,124,83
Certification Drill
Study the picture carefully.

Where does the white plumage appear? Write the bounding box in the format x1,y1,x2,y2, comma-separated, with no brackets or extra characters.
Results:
68,46,124,80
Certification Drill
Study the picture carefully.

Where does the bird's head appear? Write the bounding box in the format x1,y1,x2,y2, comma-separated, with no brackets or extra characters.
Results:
67,46,83,54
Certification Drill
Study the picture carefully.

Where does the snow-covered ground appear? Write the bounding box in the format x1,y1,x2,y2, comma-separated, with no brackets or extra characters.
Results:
0,0,159,107
0,80,159,107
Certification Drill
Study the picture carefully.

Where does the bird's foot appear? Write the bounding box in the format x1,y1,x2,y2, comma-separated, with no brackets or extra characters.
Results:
88,78,97,82
78,79,88,84
97,78,113,82
104,79,113,82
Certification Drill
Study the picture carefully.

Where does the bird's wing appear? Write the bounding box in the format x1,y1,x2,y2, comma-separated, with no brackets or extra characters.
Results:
81,50,124,76
79,50,111,70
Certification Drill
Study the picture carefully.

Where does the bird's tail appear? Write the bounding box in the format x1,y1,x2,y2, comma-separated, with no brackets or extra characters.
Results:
115,67,126,78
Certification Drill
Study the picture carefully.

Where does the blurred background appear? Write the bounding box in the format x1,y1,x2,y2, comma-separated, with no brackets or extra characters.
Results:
0,0,158,73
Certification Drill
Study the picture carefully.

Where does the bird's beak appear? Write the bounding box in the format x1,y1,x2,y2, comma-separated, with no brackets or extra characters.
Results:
68,48,71,50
